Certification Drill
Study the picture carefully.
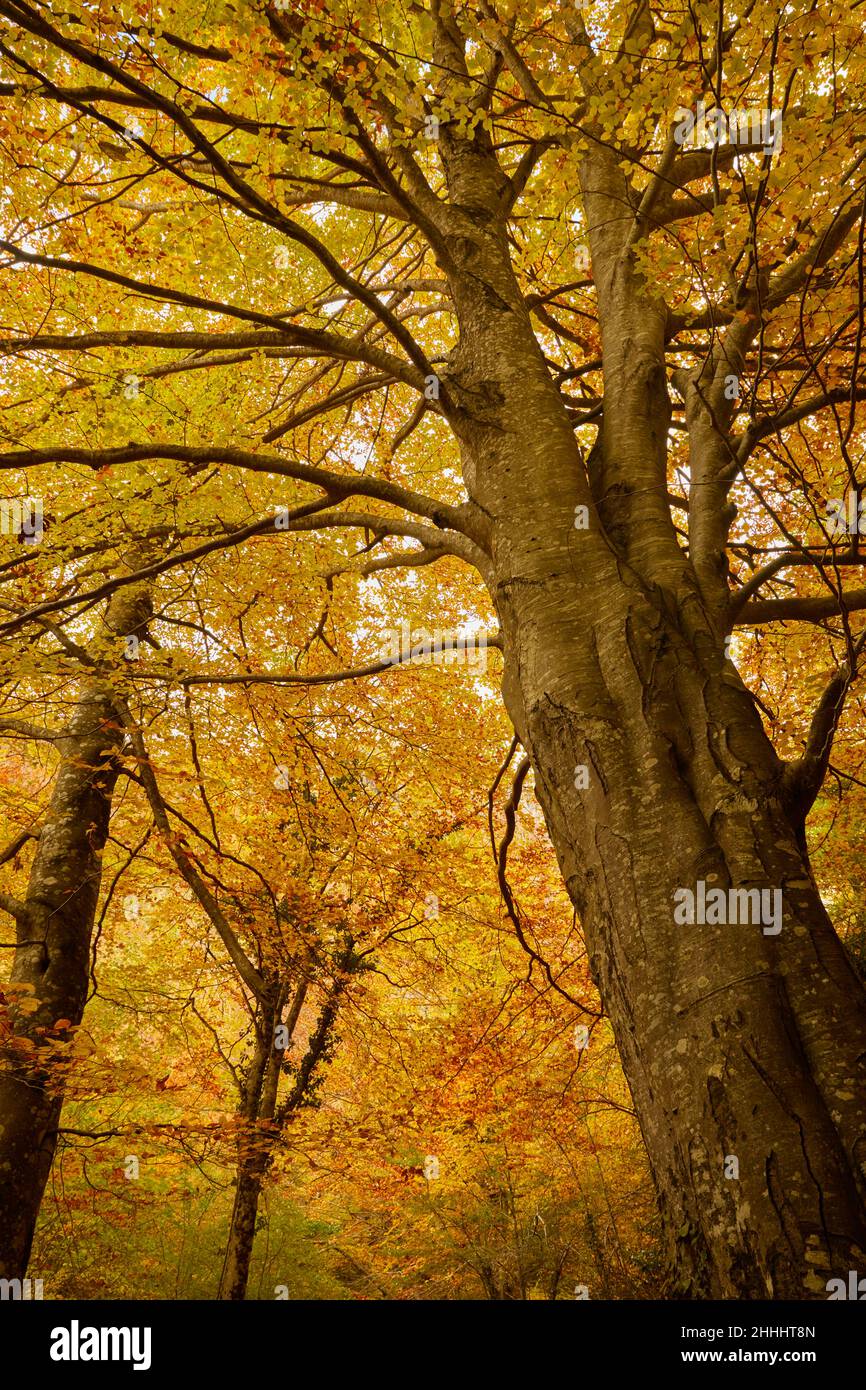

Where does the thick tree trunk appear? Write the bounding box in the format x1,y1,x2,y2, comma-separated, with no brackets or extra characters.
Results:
430,136,866,1292
0,563,152,1279
460,353,866,1292
470,341,866,1297
508,624,866,1297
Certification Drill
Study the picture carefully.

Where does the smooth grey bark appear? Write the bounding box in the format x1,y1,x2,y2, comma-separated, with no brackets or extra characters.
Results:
416,58,866,1294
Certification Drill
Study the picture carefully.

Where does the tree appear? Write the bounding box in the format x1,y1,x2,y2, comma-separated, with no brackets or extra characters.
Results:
2,0,866,1297
119,701,361,1301
0,552,153,1277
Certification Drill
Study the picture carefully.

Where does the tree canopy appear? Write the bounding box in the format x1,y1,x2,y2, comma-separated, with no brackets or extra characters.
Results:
2,0,866,1302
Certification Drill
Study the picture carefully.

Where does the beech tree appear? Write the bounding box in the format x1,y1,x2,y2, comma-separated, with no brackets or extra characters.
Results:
120,700,360,1302
0,554,153,1276
2,0,866,1298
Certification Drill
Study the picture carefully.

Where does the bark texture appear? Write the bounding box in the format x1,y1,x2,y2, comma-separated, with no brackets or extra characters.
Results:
217,1020,282,1303
407,33,866,1290
0,560,152,1279
2,0,865,1303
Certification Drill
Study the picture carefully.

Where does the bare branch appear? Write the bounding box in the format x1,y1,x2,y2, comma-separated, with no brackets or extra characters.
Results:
736,588,866,626
112,697,269,1002
783,632,866,818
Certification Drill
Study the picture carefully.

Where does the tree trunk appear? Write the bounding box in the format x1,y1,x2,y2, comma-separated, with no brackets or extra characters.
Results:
429,128,866,1294
475,328,866,1297
217,1016,280,1302
219,1163,270,1301
0,561,153,1279
508,623,866,1297
218,962,349,1299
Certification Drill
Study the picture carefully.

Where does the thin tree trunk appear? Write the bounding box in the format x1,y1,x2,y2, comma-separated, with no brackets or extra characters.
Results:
218,959,350,1300
0,560,153,1279
217,1008,280,1302
219,1164,269,1301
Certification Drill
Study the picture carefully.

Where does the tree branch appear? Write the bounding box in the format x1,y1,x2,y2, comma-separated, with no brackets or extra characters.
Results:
111,697,269,1002
736,587,866,626
783,632,866,819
